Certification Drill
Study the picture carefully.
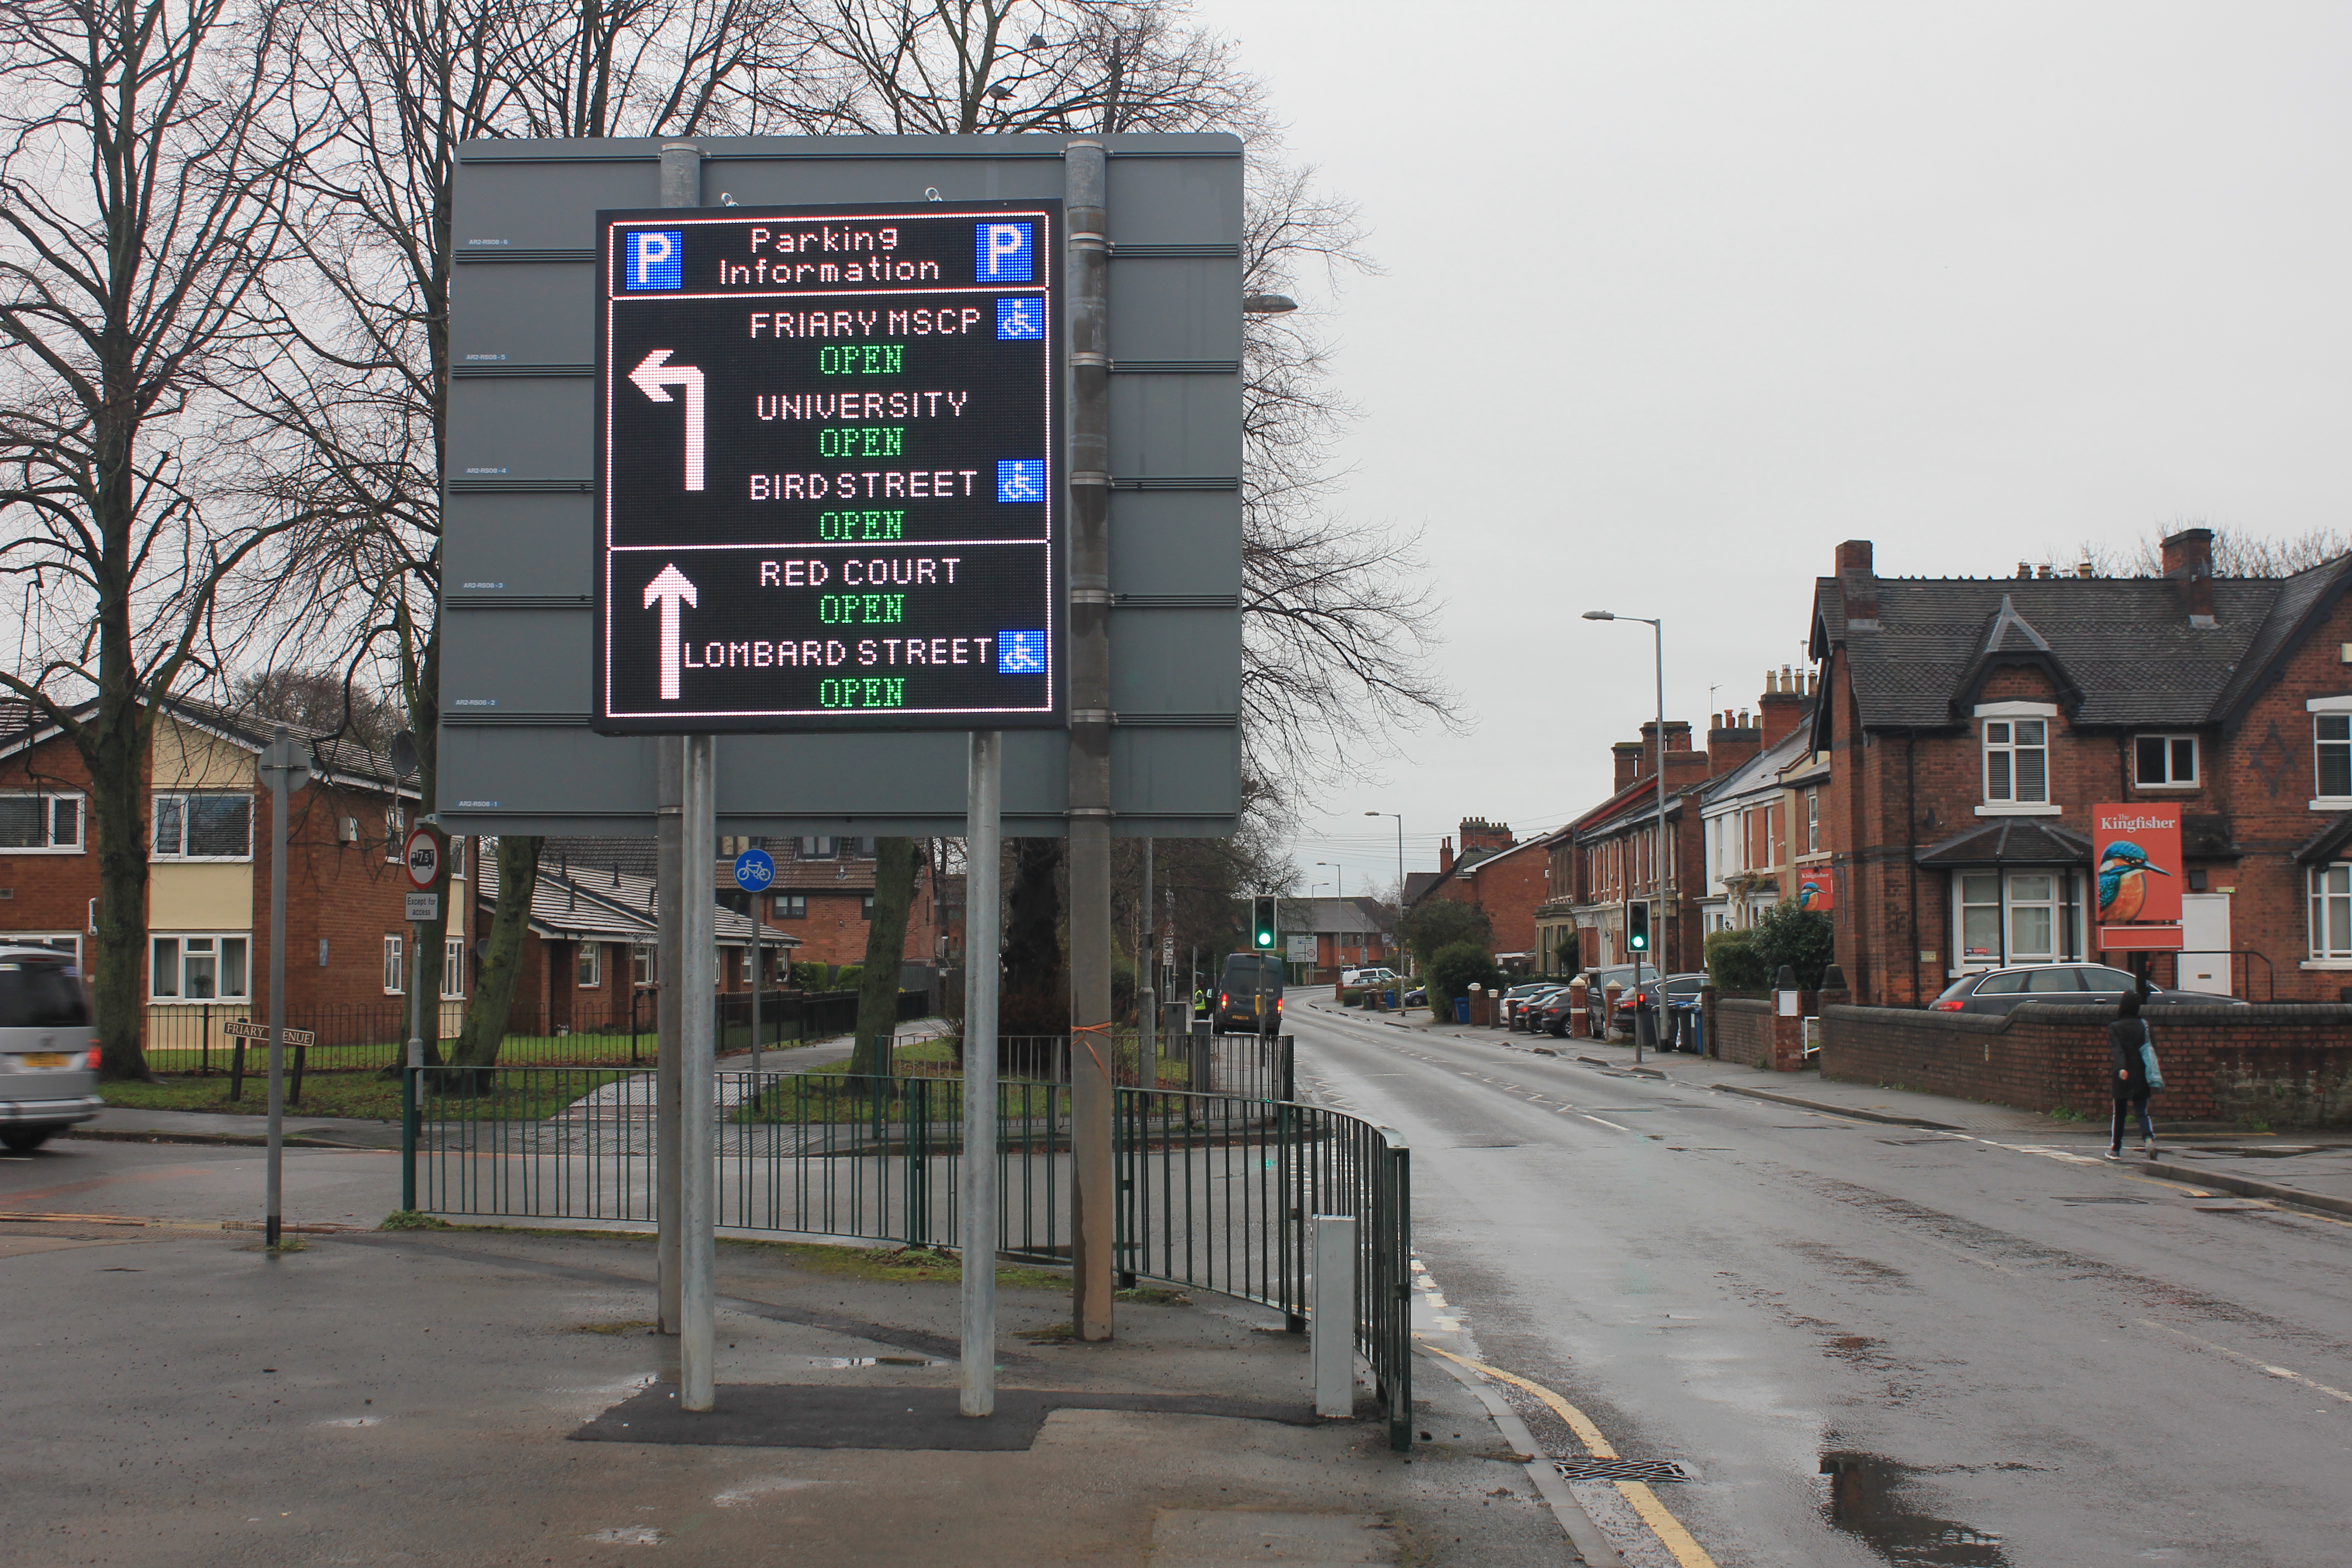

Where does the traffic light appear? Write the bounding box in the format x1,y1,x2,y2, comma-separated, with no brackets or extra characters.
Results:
1627,901,1649,951
1252,895,1278,950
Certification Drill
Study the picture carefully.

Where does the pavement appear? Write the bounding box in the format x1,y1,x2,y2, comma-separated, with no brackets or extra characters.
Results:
3,1102,1590,1566
1291,994,2352,1567
1370,1002,2352,1216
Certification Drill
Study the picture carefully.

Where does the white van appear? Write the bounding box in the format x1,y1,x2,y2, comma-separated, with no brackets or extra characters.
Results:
0,943,103,1152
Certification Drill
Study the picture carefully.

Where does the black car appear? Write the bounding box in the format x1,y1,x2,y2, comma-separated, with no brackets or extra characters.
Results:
1533,990,1583,1037
1502,982,1565,1031
1931,963,2246,1016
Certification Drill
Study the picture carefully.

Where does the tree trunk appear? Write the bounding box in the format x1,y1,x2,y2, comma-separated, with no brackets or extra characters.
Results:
448,835,539,1067
89,695,151,1080
1000,837,1065,1035
851,837,918,1075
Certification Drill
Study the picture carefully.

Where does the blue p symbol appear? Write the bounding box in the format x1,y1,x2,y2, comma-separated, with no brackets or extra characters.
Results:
976,222,1034,282
627,230,683,289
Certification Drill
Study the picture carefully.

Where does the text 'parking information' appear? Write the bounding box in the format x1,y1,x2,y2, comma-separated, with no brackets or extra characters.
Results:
594,201,1060,732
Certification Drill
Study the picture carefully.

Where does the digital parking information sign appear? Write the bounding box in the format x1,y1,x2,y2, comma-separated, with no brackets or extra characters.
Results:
593,201,1061,733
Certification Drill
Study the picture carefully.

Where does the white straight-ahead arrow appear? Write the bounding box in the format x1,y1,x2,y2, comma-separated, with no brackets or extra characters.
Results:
630,348,706,491
644,563,698,699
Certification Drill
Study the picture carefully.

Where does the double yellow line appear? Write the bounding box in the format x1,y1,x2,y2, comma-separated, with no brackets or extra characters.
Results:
1421,1341,1719,1568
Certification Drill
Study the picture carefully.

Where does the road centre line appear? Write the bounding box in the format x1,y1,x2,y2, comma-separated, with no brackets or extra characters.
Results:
1584,1116,1632,1133
1418,1341,1720,1568
2139,1320,2352,1404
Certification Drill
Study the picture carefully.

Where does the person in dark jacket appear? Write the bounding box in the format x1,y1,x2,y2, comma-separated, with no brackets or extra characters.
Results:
2107,988,2156,1159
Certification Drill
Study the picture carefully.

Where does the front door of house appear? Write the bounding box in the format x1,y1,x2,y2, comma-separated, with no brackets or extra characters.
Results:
2178,893,2232,995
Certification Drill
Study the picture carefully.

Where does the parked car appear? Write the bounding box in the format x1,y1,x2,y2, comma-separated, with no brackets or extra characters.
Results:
1615,971,1706,1016
1534,990,1584,1037
1342,966,1400,990
1581,965,1640,1032
0,942,103,1152
1930,963,2249,1017
1216,952,1288,1034
1402,985,1427,1008
1500,981,1564,1031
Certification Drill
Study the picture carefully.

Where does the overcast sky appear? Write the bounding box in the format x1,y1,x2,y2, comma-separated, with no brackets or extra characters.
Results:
1189,1,2352,897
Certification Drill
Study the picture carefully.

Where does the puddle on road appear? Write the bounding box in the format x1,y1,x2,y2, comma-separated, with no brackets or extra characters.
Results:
1819,1452,2009,1567
805,1355,939,1368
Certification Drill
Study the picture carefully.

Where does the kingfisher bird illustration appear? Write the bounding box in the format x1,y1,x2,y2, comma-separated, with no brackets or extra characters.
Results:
2097,839,2171,923
1796,881,1822,909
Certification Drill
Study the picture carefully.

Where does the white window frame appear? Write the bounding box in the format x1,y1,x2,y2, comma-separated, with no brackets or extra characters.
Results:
577,941,602,989
1805,789,1821,854
152,932,251,1001
2310,697,2352,809
2005,872,2063,965
4,932,81,961
1974,701,2061,816
441,936,466,999
776,892,807,919
2310,863,2352,961
2133,734,2200,790
0,789,86,853
1950,869,2083,974
152,792,255,861
632,945,657,987
383,934,404,994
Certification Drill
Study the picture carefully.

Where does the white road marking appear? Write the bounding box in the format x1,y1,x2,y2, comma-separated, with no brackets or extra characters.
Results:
2140,1320,2352,1404
1583,1116,1632,1133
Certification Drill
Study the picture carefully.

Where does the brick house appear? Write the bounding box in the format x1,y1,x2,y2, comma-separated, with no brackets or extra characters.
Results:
1810,530,2352,1006
736,835,941,970
1696,671,1827,934
0,697,458,1051
1282,896,1396,983
1540,723,1720,979
1405,817,1556,971
480,845,800,1037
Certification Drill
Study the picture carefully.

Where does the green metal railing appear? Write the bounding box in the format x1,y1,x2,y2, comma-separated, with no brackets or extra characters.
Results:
402,1064,1411,1449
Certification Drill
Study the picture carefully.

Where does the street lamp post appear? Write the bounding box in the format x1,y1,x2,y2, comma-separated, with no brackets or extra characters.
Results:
1583,611,1665,1065
1364,812,1404,973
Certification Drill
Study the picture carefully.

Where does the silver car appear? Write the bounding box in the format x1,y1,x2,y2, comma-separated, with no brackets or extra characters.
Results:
0,943,102,1152
1930,962,2248,1016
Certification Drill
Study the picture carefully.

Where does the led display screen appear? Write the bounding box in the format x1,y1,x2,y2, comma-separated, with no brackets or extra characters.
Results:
593,201,1060,731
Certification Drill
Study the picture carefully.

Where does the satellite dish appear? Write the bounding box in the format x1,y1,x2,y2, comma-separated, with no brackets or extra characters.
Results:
390,728,420,779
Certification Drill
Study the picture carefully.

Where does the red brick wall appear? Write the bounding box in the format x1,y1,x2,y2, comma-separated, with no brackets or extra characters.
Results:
1424,841,1551,956
0,727,101,941
1710,997,1776,1066
1821,1003,2352,1127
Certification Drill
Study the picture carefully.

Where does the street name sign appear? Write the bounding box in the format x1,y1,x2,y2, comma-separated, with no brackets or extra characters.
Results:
596,202,1061,732
225,1020,316,1046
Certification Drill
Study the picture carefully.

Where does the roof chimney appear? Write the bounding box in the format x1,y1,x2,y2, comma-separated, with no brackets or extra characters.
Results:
1612,740,1645,792
1757,668,1808,745
1835,540,1879,630
2162,528,2215,626
1707,708,1763,774
1438,835,1455,873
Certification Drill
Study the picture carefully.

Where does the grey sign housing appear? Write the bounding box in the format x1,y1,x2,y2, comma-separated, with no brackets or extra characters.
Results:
440,133,1243,838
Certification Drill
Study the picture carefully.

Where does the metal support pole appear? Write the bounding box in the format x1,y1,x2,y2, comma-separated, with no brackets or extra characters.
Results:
1646,617,1665,1065
657,736,684,1333
1138,837,1155,1080
750,892,762,1076
262,730,294,1250
653,137,700,1341
961,731,1003,1417
680,734,718,1411
1064,135,1116,1342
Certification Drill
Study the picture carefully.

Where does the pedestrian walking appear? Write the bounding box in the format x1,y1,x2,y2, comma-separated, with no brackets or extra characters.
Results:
2107,989,2160,1160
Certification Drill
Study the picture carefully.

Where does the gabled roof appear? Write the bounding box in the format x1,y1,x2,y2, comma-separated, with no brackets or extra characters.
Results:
1700,724,1816,811
1283,897,1389,936
1812,558,2352,733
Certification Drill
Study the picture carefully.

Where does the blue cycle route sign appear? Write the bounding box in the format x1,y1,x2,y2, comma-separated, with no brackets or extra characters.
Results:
733,848,776,891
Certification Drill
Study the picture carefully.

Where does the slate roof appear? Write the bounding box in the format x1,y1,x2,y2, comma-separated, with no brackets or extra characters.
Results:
481,851,799,947
1699,724,1816,811
1285,897,1390,936
1811,559,2352,732
1914,819,2092,868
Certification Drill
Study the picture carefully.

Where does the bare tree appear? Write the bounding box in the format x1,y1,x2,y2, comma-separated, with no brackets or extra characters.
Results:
235,0,799,1067
0,0,310,1077
2042,524,2352,581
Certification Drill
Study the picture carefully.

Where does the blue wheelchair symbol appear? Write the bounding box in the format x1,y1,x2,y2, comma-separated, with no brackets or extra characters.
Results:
996,297,1044,339
997,632,1047,675
996,460,1044,503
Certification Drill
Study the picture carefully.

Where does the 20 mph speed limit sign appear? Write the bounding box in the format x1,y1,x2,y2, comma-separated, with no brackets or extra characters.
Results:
593,200,1061,734
403,827,440,892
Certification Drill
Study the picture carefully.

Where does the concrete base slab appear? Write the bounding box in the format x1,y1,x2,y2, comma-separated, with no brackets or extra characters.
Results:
572,1382,1323,1450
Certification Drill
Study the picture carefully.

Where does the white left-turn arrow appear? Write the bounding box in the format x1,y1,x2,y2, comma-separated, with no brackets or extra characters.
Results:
644,563,698,699
630,348,706,491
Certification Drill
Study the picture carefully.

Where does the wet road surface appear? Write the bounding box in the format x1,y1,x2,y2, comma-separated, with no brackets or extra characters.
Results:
1288,998,2352,1568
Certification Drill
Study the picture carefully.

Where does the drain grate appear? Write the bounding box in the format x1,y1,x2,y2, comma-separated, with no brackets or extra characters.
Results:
1555,1458,1689,1483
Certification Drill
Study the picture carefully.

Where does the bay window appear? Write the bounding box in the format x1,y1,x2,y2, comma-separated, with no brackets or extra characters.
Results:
2311,865,2352,960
